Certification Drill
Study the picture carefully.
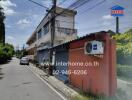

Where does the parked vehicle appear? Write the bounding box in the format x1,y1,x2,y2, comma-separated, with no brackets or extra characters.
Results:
20,57,29,65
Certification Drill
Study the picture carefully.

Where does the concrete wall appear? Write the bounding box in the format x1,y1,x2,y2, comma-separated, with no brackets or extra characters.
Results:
56,15,74,29
36,10,76,47
68,32,117,96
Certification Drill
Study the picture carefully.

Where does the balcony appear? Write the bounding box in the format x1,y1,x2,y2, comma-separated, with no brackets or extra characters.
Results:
37,33,51,46
26,27,77,51
26,41,37,51
55,27,77,42
57,27,77,35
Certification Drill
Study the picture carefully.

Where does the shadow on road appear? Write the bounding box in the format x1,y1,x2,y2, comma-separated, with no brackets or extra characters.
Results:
0,58,12,65
0,67,4,80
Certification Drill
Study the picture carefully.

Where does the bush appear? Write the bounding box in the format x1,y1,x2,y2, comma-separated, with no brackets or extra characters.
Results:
15,49,27,59
112,29,132,65
0,43,14,64
117,64,132,77
0,47,7,63
116,42,132,65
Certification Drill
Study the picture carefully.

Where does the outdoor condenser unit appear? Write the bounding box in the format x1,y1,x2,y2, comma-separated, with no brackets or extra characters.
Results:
84,40,104,55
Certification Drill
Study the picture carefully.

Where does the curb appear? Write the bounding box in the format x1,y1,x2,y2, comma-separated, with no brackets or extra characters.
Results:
28,63,79,99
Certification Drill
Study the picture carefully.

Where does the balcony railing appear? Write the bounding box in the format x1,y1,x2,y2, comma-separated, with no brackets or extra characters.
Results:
57,27,77,35
26,27,77,51
26,41,37,51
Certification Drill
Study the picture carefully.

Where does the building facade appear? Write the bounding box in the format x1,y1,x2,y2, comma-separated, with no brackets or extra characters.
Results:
26,7,77,63
26,32,37,61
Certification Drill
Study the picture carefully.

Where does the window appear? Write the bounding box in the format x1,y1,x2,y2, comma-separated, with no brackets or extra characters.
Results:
43,23,49,35
38,29,42,39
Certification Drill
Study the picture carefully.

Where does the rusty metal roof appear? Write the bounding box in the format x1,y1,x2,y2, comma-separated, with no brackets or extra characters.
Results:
52,31,107,49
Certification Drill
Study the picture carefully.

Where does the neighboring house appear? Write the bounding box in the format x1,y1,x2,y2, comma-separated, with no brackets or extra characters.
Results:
26,32,37,61
26,7,77,63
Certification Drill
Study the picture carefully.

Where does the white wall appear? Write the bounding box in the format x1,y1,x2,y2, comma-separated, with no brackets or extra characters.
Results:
34,10,76,48
37,33,51,46
56,15,74,29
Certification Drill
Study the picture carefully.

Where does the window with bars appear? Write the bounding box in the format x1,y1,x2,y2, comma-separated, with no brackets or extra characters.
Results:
43,23,49,35
38,29,42,39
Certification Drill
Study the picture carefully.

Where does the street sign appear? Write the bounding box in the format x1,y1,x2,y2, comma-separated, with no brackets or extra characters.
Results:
111,5,124,17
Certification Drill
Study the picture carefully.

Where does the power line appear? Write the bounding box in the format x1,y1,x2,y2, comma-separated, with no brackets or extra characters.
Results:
28,0,105,35
51,0,92,19
28,0,49,9
58,0,68,5
28,0,106,35
70,0,92,9
53,0,107,36
69,0,83,8
28,0,92,22
79,0,106,15
58,0,106,17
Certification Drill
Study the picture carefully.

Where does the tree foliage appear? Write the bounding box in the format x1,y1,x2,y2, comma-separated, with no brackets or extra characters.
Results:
0,0,5,44
0,43,14,64
15,49,28,59
112,29,132,65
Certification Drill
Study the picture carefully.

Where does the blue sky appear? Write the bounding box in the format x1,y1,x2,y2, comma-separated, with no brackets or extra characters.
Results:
0,0,132,49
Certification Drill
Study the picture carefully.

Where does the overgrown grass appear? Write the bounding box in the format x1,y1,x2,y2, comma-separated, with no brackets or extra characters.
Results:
71,91,98,100
71,88,127,100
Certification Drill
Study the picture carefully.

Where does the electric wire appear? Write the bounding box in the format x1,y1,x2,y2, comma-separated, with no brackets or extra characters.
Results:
79,0,106,15
58,0,68,5
28,0,107,34
28,0,49,9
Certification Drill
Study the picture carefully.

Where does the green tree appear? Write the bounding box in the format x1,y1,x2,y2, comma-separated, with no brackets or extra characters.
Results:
0,0,6,44
0,43,14,63
15,49,28,59
112,29,132,65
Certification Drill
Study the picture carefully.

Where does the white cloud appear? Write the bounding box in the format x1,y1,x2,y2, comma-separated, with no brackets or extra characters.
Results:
17,19,31,25
102,14,113,20
0,0,16,16
16,18,31,29
6,35,14,40
6,25,11,28
6,35,18,46
5,9,16,15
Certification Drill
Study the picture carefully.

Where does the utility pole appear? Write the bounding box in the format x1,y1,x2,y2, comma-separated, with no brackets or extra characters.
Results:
116,17,119,34
51,0,57,47
28,0,57,75
23,44,25,50
49,0,57,75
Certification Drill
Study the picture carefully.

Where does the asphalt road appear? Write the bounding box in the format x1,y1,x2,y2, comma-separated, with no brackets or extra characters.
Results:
0,58,64,100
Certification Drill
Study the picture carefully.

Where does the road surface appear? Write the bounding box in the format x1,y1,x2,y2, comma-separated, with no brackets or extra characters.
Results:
0,58,65,100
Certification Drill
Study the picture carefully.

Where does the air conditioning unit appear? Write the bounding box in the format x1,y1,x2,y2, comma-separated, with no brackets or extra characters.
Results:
84,40,104,55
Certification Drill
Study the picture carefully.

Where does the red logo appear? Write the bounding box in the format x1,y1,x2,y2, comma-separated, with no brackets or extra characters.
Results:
111,10,124,14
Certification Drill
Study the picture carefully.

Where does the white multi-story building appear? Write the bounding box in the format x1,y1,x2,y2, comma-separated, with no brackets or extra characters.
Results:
26,7,77,62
